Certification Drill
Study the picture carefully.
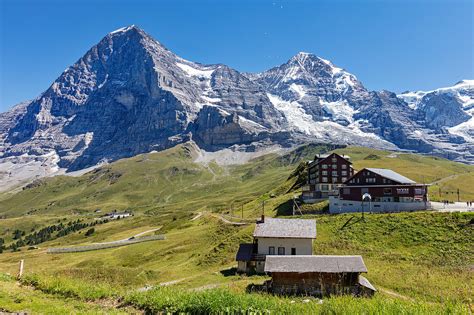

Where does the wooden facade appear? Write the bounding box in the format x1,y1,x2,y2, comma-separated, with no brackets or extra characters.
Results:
303,153,354,200
264,255,376,297
270,272,361,296
340,168,428,202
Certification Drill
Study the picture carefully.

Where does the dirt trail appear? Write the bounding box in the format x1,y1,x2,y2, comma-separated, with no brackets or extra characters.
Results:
191,212,203,221
209,212,249,225
377,287,414,301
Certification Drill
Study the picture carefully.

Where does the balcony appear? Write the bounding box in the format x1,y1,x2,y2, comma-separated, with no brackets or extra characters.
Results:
251,254,266,261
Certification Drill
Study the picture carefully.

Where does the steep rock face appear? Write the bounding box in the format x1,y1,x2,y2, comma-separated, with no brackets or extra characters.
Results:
210,66,284,129
190,106,260,149
1,26,284,171
6,27,193,170
354,91,435,153
416,93,470,130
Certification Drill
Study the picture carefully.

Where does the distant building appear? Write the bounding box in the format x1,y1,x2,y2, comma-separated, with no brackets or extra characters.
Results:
236,216,317,274
330,168,430,213
264,255,376,297
302,153,354,202
102,211,132,220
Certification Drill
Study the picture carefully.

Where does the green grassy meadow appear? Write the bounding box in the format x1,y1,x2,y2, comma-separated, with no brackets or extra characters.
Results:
0,143,473,314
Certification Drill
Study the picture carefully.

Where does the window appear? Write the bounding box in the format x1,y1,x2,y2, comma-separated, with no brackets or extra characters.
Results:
332,164,337,169
383,188,392,195
321,184,329,191
278,247,285,255
291,248,296,255
342,177,347,182
343,188,351,195
415,188,424,195
366,178,376,183
396,188,409,194
341,164,347,169
332,158,337,163
322,164,328,169
269,246,275,255
322,170,328,175
332,177,338,183
322,177,328,183
341,171,347,176
332,171,338,176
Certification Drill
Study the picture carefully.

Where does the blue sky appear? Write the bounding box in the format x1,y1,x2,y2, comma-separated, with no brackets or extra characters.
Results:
0,0,472,111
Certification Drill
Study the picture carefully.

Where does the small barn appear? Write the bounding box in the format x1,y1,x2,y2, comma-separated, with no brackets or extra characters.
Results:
264,255,376,297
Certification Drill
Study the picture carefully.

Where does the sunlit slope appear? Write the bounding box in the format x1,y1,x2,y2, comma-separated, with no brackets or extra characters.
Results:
1,143,473,219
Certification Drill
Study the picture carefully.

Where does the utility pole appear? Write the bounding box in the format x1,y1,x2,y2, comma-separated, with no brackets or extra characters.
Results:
457,189,460,202
17,259,24,279
262,200,265,217
241,204,244,219
292,197,295,216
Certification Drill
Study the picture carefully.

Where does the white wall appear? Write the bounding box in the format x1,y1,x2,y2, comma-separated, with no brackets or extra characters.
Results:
329,196,431,213
256,237,313,255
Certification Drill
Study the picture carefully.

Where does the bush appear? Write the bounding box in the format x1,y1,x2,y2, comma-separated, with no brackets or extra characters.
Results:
85,228,95,237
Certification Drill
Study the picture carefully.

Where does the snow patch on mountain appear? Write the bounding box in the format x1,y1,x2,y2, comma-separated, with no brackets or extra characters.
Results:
266,93,316,134
290,83,306,99
398,80,474,110
320,99,357,124
0,150,62,192
319,57,357,92
448,118,474,142
176,62,215,79
110,25,136,35
266,93,394,149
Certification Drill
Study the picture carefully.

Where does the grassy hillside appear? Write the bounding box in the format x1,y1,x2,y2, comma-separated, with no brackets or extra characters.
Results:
0,143,473,313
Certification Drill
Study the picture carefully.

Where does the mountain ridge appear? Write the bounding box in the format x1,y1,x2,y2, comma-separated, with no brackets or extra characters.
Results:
0,25,472,191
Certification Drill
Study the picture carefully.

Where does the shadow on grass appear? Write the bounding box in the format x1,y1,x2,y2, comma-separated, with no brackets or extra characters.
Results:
220,267,238,277
340,216,366,230
275,200,293,216
246,282,271,294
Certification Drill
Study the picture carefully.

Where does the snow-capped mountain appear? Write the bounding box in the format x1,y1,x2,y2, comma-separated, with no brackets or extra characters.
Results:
398,80,474,143
1,26,472,190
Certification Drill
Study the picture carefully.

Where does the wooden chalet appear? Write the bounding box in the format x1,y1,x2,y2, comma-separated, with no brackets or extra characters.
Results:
264,255,376,297
302,153,354,201
330,168,430,213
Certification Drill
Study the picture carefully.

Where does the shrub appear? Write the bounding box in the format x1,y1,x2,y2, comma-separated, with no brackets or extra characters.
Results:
85,228,95,237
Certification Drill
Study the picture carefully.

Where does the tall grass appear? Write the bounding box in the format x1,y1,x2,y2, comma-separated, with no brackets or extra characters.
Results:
124,287,469,314
21,274,118,300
